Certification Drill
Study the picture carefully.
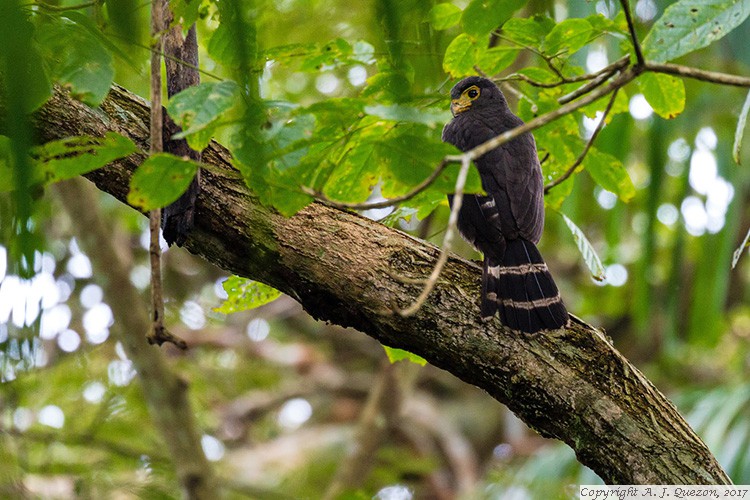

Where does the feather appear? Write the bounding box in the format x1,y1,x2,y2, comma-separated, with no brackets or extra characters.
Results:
443,77,568,332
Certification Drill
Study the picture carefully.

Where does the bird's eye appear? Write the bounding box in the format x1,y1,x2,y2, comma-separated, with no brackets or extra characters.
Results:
467,88,479,99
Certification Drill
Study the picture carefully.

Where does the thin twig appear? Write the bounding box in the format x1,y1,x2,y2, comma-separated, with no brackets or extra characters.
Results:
545,88,620,194
620,0,645,67
468,68,638,161
558,56,630,104
498,55,630,89
301,157,458,211
395,155,471,317
646,62,750,87
147,0,186,350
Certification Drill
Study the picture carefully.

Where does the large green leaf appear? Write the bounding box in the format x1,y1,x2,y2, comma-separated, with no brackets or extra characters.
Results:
477,46,521,76
561,213,606,282
322,138,381,203
428,3,462,30
461,0,527,38
208,19,259,69
35,18,114,106
583,148,635,202
167,80,241,150
443,34,479,77
0,133,137,192
643,0,750,63
127,153,200,211
214,276,281,314
170,0,204,29
543,18,593,56
636,72,686,119
501,16,554,48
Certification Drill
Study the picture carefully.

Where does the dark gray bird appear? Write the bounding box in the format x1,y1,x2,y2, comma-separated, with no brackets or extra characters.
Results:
442,76,568,333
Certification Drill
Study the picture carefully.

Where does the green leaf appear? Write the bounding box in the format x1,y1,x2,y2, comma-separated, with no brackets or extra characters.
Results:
543,18,593,56
377,132,481,197
322,140,380,203
214,276,281,314
208,21,259,69
585,13,627,36
643,0,750,63
383,346,428,366
33,132,136,183
560,213,606,282
0,133,137,192
429,3,462,30
127,153,200,210
583,148,635,202
461,0,527,38
35,18,114,106
516,66,559,85
171,0,204,29
636,72,686,119
167,80,241,150
733,88,750,165
299,38,354,72
501,16,554,47
477,46,521,76
443,34,478,77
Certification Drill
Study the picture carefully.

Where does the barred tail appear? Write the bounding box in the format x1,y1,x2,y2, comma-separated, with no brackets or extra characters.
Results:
483,239,568,333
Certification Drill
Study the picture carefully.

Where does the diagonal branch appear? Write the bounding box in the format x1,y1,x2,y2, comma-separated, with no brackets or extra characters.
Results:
544,88,620,194
300,157,458,211
25,84,731,485
396,155,470,317
646,62,750,87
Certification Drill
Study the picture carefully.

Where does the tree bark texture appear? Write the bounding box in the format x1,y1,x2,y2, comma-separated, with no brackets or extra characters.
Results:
29,85,731,485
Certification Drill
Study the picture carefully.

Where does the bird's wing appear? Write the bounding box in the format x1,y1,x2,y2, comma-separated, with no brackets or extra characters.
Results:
479,133,544,244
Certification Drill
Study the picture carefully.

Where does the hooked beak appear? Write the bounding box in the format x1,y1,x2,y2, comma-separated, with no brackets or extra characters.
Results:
450,96,471,116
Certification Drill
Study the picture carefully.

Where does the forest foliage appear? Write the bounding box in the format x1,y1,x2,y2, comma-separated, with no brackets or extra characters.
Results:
2,0,750,497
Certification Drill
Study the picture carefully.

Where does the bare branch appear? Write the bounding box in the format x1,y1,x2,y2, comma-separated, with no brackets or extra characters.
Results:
395,155,471,317
301,157,458,211
620,0,645,67
557,56,630,104
498,55,629,89
147,0,186,349
646,62,750,87
545,88,620,194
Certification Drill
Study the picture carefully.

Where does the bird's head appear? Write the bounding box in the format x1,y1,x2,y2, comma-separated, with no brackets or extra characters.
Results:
449,76,507,117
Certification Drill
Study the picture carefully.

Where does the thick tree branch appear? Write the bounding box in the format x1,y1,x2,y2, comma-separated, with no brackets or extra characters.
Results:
30,85,731,485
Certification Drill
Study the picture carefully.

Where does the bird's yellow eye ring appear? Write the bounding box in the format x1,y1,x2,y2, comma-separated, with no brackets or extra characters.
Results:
466,87,480,99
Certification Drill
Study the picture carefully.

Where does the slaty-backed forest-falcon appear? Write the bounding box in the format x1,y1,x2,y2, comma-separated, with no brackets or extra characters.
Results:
442,76,569,333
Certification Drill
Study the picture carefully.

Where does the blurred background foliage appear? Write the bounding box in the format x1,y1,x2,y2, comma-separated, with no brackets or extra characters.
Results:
1,0,750,497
